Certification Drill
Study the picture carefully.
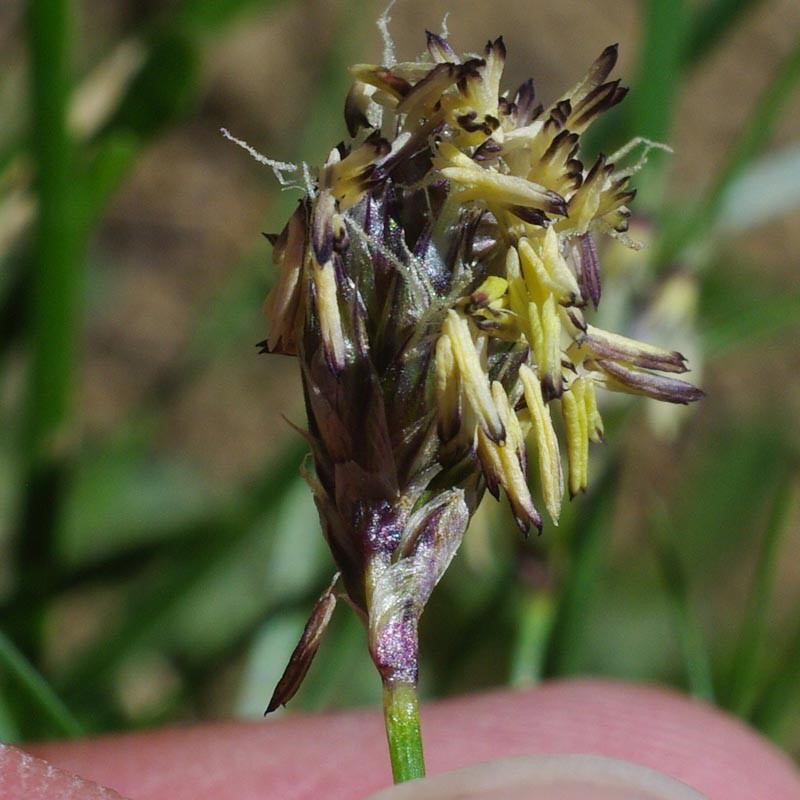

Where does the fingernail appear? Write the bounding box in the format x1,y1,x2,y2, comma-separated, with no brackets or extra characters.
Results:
365,755,710,800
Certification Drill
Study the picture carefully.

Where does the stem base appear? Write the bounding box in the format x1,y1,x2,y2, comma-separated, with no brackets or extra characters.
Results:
383,680,425,784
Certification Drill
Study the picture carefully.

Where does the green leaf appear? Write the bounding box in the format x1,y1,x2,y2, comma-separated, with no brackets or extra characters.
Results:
583,0,771,159
15,0,84,666
705,289,800,356
23,0,81,469
704,39,800,221
679,434,787,570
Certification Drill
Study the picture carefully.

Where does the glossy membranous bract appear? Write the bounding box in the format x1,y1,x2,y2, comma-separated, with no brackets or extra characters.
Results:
261,34,703,709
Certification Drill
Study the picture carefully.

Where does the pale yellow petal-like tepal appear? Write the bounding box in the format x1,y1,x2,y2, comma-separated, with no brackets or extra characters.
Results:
519,365,563,522
561,378,590,497
505,247,534,342
476,382,541,533
310,256,346,373
539,225,582,303
518,236,557,303
440,167,564,216
583,376,605,443
540,293,563,399
442,310,505,443
471,276,509,305
434,333,460,443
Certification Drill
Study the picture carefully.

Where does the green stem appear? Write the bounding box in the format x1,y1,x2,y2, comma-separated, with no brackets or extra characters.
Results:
509,588,555,686
25,0,78,467
630,0,689,207
13,0,79,661
382,680,425,784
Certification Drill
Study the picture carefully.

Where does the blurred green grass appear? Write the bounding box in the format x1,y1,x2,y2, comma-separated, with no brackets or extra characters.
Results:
1,0,800,763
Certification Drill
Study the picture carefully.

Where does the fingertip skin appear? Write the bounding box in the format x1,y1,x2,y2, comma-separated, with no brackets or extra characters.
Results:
21,680,800,800
422,681,800,800
0,744,130,800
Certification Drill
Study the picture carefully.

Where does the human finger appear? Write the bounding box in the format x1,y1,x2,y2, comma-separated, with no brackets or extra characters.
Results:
21,680,800,800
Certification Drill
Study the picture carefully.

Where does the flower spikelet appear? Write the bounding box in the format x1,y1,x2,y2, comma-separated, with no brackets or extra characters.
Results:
260,32,703,709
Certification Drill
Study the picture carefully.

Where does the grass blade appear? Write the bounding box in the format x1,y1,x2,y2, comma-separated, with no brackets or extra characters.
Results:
652,508,716,702
0,629,84,740
583,0,688,188
22,0,79,468
176,0,290,34
633,0,688,137
704,39,800,225
0,693,22,742
545,458,620,677
13,0,82,662
685,0,766,66
700,266,800,358
725,471,796,717
583,0,766,156
508,585,555,686
629,0,689,205
751,614,800,744
658,39,800,266
56,443,306,698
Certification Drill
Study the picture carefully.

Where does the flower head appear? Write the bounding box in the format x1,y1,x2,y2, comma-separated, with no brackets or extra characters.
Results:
259,32,703,710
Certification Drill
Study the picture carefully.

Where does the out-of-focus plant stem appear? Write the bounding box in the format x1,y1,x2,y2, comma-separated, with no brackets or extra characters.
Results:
652,509,716,703
545,459,620,677
15,0,81,659
383,680,425,784
508,588,555,686
630,0,688,207
24,0,78,467
509,546,556,686
727,472,796,717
